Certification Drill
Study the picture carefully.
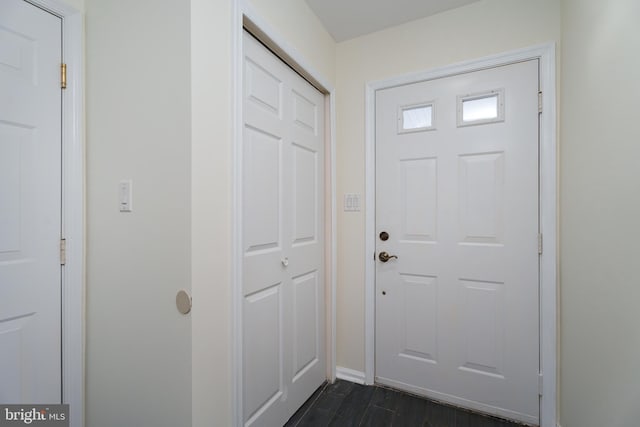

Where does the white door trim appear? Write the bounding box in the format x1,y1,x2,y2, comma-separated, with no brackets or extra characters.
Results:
231,1,337,425
365,44,557,427
22,1,84,426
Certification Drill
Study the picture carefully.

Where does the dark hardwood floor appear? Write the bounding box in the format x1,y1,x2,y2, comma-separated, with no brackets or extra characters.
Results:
284,380,531,427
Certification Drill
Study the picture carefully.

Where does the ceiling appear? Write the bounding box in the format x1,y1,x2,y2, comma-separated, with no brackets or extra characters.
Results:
305,0,481,42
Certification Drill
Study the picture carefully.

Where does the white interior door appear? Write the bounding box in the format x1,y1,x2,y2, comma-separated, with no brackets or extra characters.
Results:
375,60,540,424
0,0,63,404
242,31,325,427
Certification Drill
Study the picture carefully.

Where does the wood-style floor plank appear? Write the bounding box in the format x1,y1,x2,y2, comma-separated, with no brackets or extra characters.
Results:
285,380,530,427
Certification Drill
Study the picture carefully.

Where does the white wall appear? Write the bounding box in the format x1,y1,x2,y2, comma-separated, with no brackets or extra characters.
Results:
335,0,561,372
190,0,335,425
560,1,640,426
85,0,192,426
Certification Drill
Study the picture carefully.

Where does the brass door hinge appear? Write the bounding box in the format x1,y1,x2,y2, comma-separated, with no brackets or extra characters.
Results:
60,238,66,265
61,63,67,89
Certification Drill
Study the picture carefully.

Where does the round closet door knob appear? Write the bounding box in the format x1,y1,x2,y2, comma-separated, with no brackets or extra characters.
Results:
176,289,192,315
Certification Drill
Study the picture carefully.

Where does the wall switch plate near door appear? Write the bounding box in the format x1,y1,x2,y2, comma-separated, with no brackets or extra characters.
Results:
119,180,133,212
344,193,361,212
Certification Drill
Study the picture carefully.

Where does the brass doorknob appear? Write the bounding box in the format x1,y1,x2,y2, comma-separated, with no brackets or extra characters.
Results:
378,251,398,262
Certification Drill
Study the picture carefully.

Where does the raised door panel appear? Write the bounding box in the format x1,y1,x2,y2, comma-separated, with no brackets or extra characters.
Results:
292,144,317,247
245,58,282,118
243,127,282,254
458,279,505,378
400,157,438,243
292,90,317,135
242,126,285,297
398,274,438,364
243,285,283,426
292,271,319,382
0,315,35,403
0,26,36,84
458,152,504,245
0,126,25,254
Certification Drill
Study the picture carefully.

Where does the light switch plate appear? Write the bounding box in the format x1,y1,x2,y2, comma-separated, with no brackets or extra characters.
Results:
343,193,361,212
119,180,132,212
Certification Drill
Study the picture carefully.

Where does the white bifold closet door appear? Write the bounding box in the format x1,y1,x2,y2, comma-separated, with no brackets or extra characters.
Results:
241,30,325,427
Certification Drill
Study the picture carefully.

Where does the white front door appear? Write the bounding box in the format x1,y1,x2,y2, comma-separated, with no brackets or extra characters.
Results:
375,60,540,424
0,0,63,404
241,31,326,427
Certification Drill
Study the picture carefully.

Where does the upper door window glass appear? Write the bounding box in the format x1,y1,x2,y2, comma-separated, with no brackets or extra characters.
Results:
399,103,435,133
457,89,504,127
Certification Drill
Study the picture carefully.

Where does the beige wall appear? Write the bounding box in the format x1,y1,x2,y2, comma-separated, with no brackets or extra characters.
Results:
60,0,84,12
190,0,335,425
75,0,640,425
248,0,336,84
190,0,233,425
84,0,334,425
335,0,562,372
560,1,640,426
85,0,192,426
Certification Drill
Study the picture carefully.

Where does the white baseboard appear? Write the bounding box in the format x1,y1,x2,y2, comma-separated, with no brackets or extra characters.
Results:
335,366,366,385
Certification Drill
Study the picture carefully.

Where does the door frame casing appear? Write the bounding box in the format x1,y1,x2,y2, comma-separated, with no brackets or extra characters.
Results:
364,44,557,427
231,1,337,425
22,1,84,426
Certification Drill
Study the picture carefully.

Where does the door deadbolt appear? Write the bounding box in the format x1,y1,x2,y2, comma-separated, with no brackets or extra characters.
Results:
378,251,398,262
379,231,389,241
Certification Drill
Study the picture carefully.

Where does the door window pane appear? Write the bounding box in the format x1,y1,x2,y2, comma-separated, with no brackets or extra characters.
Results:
399,104,435,133
463,95,498,121
457,89,504,127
